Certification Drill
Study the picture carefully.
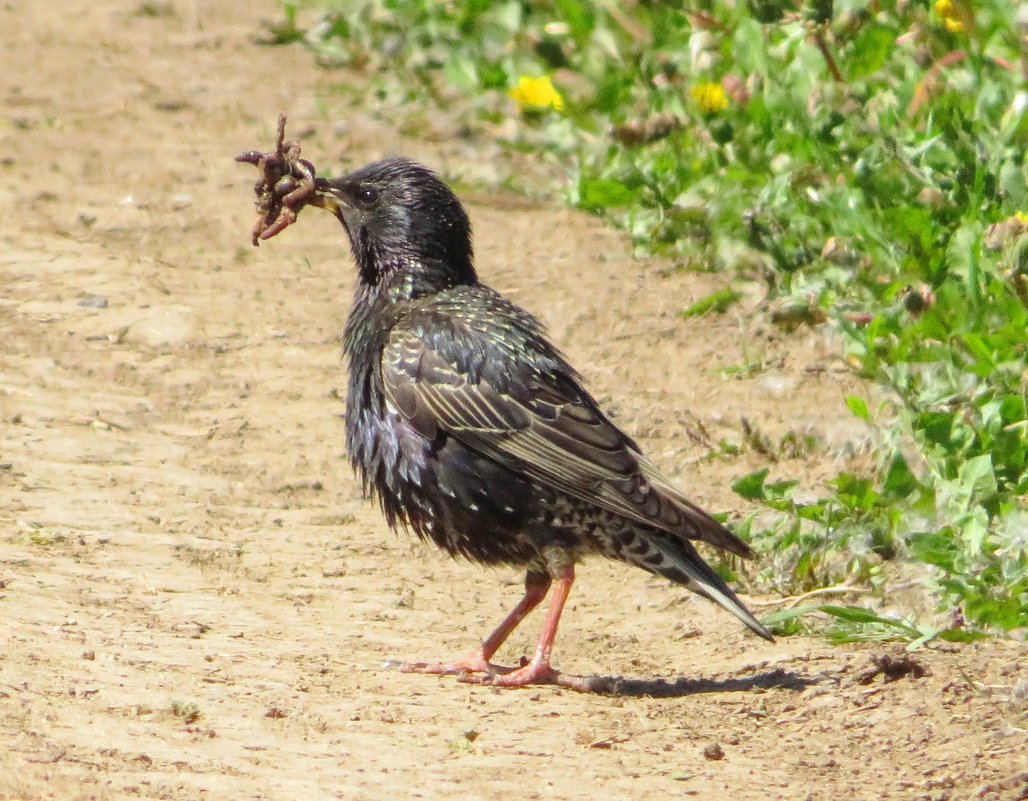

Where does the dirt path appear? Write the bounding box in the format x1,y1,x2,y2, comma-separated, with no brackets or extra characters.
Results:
0,2,1024,800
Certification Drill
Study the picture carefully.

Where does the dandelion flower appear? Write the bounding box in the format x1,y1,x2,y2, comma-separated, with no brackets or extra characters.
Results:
934,0,965,33
690,82,729,114
508,76,565,113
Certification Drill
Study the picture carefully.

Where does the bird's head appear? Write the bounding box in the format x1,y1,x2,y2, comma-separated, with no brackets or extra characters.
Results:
313,157,476,293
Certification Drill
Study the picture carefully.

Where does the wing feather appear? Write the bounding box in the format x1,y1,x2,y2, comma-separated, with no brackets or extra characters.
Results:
382,326,753,558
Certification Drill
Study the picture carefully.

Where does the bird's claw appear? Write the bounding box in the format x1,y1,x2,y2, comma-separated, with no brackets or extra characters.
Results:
395,653,596,690
393,654,513,678
460,661,561,688
476,668,608,693
390,655,610,692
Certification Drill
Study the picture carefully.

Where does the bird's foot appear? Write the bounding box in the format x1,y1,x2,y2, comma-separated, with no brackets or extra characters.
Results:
393,650,513,678
455,657,600,692
393,654,606,693
472,660,559,687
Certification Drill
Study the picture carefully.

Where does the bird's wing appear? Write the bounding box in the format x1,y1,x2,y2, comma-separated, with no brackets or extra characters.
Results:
382,326,753,558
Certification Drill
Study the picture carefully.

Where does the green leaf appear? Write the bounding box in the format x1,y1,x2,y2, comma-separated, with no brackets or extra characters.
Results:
958,454,998,503
578,178,639,211
908,531,959,573
831,473,878,511
917,412,956,449
845,395,870,422
679,286,741,318
764,478,799,501
817,605,886,624
479,62,508,90
960,333,997,375
882,454,918,499
444,57,479,91
555,0,594,41
759,605,818,628
761,604,927,643
732,17,770,76
905,627,942,651
947,224,982,305
937,628,989,643
732,468,769,501
819,606,924,639
848,24,894,79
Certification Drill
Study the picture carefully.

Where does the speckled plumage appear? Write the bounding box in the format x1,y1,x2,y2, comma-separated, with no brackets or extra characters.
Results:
318,157,771,687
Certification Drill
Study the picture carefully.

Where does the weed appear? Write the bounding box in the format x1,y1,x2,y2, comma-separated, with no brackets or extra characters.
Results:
170,701,202,725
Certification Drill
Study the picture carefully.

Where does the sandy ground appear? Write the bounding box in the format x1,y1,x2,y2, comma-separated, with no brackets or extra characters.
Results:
0,2,1025,799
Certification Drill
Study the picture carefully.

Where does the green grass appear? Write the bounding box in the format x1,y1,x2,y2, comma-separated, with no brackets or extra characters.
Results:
271,0,1026,637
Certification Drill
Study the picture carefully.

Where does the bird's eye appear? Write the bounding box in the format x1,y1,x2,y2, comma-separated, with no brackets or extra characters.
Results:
356,186,379,208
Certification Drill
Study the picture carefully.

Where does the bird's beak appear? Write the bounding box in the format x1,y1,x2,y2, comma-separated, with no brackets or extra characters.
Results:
311,178,350,218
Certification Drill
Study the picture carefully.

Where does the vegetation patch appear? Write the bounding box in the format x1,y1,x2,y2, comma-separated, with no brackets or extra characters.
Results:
271,0,1026,636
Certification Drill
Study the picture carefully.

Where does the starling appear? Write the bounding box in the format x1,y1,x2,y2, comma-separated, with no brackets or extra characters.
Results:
309,157,772,690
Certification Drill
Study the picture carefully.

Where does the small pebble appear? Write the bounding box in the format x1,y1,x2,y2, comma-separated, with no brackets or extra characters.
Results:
78,295,108,309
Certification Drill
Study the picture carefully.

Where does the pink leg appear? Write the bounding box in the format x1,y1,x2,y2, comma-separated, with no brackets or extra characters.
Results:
469,563,595,690
399,570,551,676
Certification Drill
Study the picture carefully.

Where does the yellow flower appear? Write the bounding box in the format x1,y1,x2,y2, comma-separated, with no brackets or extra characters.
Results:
934,0,965,33
690,82,729,114
508,75,565,113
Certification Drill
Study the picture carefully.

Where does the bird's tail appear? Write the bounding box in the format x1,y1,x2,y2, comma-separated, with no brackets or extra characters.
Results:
631,533,774,642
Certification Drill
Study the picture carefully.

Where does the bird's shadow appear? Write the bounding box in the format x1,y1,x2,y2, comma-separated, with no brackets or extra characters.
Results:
565,667,813,697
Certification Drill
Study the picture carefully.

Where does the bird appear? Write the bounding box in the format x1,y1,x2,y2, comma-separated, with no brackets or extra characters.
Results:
307,157,773,690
